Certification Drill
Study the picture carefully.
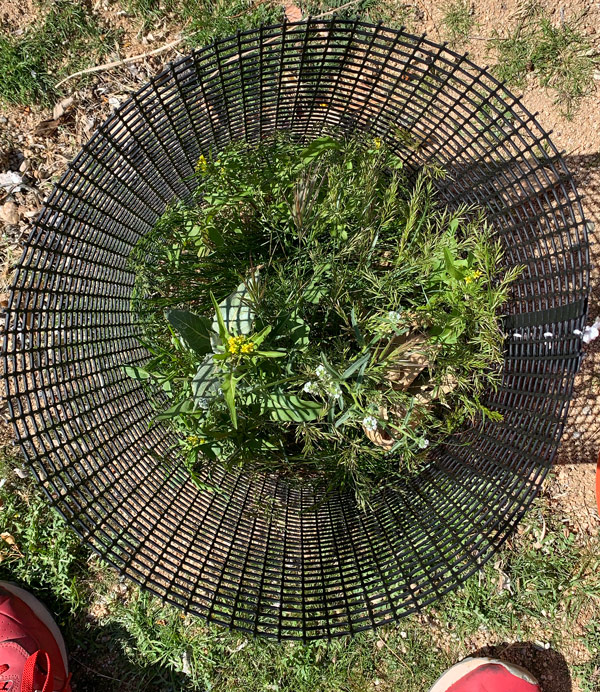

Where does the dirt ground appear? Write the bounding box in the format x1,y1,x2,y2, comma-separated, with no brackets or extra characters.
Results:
0,1,599,689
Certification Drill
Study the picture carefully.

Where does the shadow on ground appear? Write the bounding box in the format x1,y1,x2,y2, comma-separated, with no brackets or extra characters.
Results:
556,153,600,467
66,620,191,692
471,642,572,692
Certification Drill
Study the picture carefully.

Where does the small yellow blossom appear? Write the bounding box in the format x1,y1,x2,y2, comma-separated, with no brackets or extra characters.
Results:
319,102,329,108
227,334,255,356
196,154,208,174
464,269,483,285
373,137,382,150
187,435,205,445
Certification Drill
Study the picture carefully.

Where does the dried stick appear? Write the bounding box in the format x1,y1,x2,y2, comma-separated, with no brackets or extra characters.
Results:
54,37,186,88
54,0,364,89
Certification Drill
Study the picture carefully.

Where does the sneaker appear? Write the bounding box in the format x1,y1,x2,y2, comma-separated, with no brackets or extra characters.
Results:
0,581,71,691
429,656,541,692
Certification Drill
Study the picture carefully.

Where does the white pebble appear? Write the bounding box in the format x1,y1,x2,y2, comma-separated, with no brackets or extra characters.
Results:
0,171,23,192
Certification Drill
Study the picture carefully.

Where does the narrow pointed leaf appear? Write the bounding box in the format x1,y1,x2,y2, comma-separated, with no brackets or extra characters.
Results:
210,291,230,341
222,372,237,428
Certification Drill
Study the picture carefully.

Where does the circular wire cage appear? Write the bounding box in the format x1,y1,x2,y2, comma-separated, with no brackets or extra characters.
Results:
3,20,590,640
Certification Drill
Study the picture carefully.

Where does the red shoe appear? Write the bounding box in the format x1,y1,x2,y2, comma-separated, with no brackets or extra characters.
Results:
429,656,540,691
0,582,71,691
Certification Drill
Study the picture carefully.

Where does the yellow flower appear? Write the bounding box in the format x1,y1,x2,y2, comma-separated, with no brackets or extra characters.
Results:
196,154,208,174
187,435,205,445
227,335,241,354
373,137,382,150
319,102,329,108
227,334,255,356
464,269,483,285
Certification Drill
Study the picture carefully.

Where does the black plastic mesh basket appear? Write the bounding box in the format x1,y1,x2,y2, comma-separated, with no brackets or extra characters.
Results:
3,20,590,640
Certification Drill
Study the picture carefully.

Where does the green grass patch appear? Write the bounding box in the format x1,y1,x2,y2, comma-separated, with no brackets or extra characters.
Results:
2,431,600,691
489,5,597,118
575,620,600,692
120,0,417,48
441,0,475,46
0,0,118,106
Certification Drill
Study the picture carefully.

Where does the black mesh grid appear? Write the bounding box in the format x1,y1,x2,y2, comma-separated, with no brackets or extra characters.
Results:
2,20,590,639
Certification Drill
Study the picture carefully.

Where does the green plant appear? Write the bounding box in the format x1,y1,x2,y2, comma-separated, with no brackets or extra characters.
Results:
0,447,85,612
576,620,600,692
127,133,519,508
441,1,475,46
0,0,118,106
489,5,596,118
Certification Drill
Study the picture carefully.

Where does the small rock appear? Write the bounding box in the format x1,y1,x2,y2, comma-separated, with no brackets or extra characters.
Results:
19,159,30,173
14,467,28,479
0,201,20,225
0,171,23,192
0,116,7,125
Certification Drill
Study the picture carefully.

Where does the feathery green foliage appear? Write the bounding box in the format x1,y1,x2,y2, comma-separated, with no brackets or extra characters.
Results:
128,133,519,507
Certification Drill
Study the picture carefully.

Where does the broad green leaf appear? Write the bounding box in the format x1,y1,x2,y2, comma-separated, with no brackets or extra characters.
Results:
255,350,287,358
191,356,220,407
222,372,238,428
155,399,195,421
299,136,341,165
166,310,213,357
212,279,255,337
431,323,464,344
289,317,310,349
207,225,224,248
123,365,151,380
261,393,323,423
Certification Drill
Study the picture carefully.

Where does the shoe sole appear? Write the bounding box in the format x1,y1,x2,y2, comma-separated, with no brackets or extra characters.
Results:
428,656,539,691
0,581,69,675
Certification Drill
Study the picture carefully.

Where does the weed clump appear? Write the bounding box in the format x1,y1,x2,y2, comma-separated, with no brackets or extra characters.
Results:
127,133,519,507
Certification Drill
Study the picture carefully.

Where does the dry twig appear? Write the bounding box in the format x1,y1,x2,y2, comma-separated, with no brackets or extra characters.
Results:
54,0,364,89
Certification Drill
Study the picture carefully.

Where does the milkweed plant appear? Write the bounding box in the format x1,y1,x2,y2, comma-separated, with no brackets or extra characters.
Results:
126,133,521,508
